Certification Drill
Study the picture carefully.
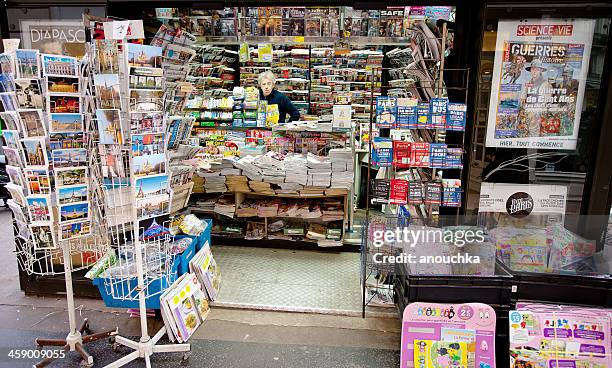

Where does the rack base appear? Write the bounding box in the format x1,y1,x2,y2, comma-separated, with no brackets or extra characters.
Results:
34,318,117,368
105,326,190,368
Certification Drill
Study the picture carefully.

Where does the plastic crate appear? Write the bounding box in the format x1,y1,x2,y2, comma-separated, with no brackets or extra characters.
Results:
93,257,179,310
395,262,514,307
511,270,612,307
173,235,198,275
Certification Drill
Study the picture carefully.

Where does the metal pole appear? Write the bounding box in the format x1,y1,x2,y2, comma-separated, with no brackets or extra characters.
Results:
62,243,78,336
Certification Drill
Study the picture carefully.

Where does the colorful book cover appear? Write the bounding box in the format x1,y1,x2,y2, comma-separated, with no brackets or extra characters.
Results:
397,98,418,129
170,275,202,342
392,141,411,169
429,143,447,168
446,102,467,131
370,179,390,204
372,137,393,167
445,148,463,169
413,340,468,368
389,179,408,205
376,96,397,129
408,181,423,204
411,142,430,167
424,182,442,205
417,102,430,129
429,98,448,129
442,179,462,207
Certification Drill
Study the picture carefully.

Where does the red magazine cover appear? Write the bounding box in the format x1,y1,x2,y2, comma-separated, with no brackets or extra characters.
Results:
410,142,430,168
389,179,408,205
392,141,411,169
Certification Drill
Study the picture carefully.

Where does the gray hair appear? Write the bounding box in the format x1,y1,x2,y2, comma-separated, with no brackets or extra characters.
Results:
258,71,276,85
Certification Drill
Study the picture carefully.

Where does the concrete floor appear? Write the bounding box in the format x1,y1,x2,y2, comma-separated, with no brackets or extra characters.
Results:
0,209,401,367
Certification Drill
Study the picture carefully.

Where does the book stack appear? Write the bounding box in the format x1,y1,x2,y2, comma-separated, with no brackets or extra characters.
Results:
159,273,210,343
189,242,221,301
225,175,250,192
214,195,236,217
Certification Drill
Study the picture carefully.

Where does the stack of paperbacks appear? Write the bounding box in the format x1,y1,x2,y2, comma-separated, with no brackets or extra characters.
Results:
159,273,210,343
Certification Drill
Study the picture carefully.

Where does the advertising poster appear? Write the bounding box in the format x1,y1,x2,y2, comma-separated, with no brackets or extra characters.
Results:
20,21,86,57
485,19,595,150
478,183,567,217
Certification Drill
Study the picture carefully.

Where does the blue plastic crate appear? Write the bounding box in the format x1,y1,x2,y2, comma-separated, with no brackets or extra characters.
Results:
173,235,197,275
93,257,179,310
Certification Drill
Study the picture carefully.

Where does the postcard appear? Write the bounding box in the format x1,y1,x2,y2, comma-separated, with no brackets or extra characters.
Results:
3,130,21,150
49,132,85,150
18,109,46,137
93,74,121,109
98,144,128,188
22,138,49,168
55,166,87,186
7,198,28,224
57,185,88,205
3,147,24,167
6,183,27,207
0,92,18,112
30,224,57,250
15,50,40,79
96,109,124,144
26,195,53,223
127,43,163,68
0,53,15,75
41,54,78,77
131,133,165,157
0,112,22,133
138,214,171,241
132,153,166,177
15,79,44,109
25,169,52,195
0,74,15,93
49,113,83,133
6,165,25,187
130,112,164,134
51,148,87,168
60,220,91,241
136,193,170,219
134,174,169,199
48,95,80,114
94,39,120,74
128,67,163,90
48,76,79,94
59,201,89,223
129,89,164,112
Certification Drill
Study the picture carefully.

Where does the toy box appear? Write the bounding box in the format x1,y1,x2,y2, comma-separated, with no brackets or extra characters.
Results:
510,303,612,368
401,302,496,368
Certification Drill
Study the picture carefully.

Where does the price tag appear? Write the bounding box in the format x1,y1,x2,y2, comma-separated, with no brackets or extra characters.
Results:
293,36,305,43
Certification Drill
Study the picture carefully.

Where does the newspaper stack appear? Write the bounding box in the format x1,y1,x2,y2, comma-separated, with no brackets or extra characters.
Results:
225,175,250,192
235,156,263,181
321,199,345,222
257,199,281,217
307,153,332,187
284,154,308,186
220,157,240,176
249,181,275,195
329,148,354,189
276,182,303,194
204,174,227,193
236,199,258,217
255,153,286,184
213,195,236,217
190,197,217,213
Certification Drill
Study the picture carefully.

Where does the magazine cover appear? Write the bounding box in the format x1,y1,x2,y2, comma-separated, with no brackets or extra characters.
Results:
486,19,595,149
411,142,430,167
446,102,467,131
389,179,408,205
370,179,390,204
376,96,397,128
372,137,393,167
429,143,447,168
417,102,430,129
424,182,442,205
283,7,305,36
429,98,448,129
392,141,411,169
397,97,418,129
442,179,462,207
407,181,423,204
445,148,463,169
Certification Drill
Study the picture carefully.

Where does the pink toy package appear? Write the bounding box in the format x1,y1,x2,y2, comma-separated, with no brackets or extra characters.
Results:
400,302,497,368
510,303,612,368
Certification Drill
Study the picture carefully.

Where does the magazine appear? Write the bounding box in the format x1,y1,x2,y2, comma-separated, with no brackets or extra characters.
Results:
189,242,221,301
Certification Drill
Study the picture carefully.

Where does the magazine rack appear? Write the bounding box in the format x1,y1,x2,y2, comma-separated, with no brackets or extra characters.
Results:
91,21,191,368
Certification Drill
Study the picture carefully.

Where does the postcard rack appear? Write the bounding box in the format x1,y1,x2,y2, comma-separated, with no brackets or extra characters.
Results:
0,46,120,367
361,21,470,316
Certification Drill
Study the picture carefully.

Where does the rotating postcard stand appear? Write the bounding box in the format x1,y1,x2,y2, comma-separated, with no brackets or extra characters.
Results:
89,24,190,368
2,56,118,367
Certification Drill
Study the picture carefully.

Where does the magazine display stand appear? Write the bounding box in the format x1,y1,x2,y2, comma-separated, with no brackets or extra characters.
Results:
0,47,117,367
85,20,192,368
362,20,470,315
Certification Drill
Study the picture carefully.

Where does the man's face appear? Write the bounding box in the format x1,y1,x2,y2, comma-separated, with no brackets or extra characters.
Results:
260,79,274,96
531,67,542,80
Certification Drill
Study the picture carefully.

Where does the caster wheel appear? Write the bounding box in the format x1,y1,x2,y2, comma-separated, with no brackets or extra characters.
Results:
80,360,93,368
36,345,42,350
181,351,191,363
111,342,121,353
108,336,116,344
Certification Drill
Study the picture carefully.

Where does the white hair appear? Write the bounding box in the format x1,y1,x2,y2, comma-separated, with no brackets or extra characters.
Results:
258,71,276,85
